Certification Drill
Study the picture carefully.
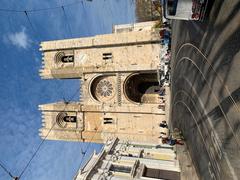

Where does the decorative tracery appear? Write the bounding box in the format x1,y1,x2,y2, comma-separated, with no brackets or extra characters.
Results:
96,79,114,97
90,75,116,102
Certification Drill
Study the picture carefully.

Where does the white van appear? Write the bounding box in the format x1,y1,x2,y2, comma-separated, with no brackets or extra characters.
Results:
162,0,208,21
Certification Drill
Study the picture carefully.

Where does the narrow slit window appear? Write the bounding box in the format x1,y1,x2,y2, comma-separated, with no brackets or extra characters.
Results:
103,117,113,124
102,53,112,60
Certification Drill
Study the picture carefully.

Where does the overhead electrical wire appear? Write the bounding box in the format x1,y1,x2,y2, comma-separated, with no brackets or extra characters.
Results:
0,0,85,13
0,3,39,180
62,6,73,38
73,0,136,172
17,85,81,179
0,0,137,178
24,11,40,43
78,132,96,167
75,121,101,175
0,161,16,179
16,6,83,175
80,1,91,36
18,8,81,173
74,130,85,156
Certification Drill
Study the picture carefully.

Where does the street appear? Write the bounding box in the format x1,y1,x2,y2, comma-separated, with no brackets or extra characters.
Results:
170,0,240,179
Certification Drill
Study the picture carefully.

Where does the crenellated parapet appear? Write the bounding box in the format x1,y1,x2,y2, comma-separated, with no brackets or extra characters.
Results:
38,102,87,142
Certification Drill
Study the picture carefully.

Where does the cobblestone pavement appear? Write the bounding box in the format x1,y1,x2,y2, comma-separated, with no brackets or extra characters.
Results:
170,0,240,179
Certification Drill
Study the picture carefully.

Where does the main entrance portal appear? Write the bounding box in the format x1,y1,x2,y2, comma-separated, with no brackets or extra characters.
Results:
124,73,160,104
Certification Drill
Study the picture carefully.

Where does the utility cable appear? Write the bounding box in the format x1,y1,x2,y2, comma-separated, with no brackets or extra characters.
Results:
62,6,73,38
0,0,85,13
131,0,136,23
18,85,81,179
74,130,85,156
77,129,97,168
18,119,57,179
0,161,15,179
1,10,40,179
24,11,40,43
2,0,135,178
1,1,88,179
75,122,101,174
80,1,91,36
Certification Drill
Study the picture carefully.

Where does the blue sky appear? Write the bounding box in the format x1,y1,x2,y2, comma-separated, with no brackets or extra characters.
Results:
0,0,135,179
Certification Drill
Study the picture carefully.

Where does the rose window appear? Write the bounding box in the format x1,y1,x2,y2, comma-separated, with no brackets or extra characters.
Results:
96,80,113,97
90,75,116,102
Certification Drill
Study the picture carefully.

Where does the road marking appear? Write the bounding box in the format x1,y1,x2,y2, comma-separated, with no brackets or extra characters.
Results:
172,54,239,179
173,89,238,180
175,43,240,125
173,56,240,147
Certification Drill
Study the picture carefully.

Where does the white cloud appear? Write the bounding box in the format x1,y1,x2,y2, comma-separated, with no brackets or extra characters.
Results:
5,27,31,49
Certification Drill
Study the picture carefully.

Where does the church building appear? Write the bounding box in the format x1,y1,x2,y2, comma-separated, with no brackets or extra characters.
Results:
38,21,166,144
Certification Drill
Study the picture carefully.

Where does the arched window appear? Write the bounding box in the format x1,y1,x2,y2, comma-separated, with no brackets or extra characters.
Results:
55,51,74,66
56,112,77,128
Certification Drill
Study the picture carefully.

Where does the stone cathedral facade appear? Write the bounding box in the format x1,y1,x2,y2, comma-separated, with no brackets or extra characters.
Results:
38,21,166,144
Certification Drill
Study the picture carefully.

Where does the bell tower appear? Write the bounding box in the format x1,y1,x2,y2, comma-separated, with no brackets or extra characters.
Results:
39,25,162,79
39,21,166,144
39,102,103,142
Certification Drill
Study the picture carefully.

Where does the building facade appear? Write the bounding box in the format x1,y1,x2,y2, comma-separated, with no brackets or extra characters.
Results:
38,21,166,144
74,138,180,180
39,23,165,143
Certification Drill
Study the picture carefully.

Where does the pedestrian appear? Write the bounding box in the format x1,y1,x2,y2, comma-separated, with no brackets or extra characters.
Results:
159,121,168,128
159,29,165,39
163,21,171,29
171,128,184,140
161,136,184,146
159,86,165,94
161,137,175,145
165,71,169,81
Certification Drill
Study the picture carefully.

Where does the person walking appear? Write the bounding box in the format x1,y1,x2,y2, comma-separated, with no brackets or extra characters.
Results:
159,120,168,128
